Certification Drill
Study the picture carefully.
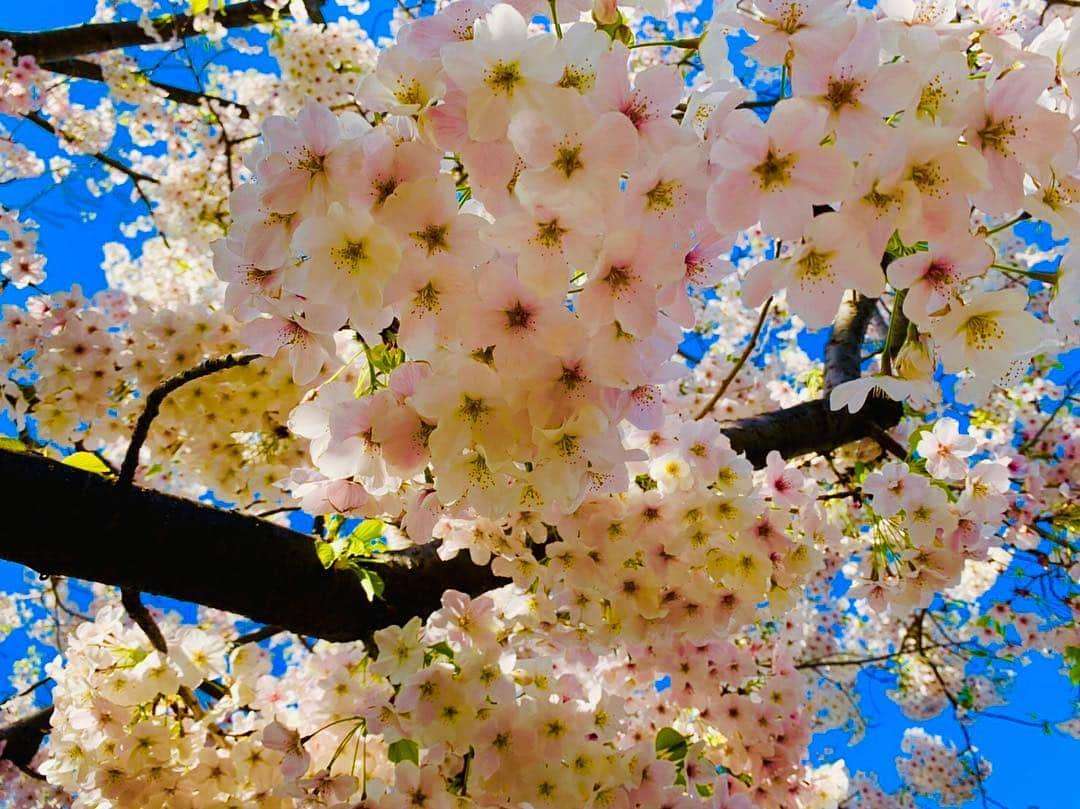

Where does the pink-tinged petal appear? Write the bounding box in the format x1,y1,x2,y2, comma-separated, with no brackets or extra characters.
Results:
759,184,815,240
291,339,326,386
886,254,927,290
261,169,313,214
507,108,557,166
793,147,853,200
291,214,336,255
769,99,828,154
261,116,302,153
635,66,685,114
987,63,1053,119
389,361,430,398
707,172,760,233
318,435,366,479
902,282,934,325
627,385,663,430
298,101,340,156
298,302,347,334
742,259,783,308
242,317,291,357
588,111,639,173
787,273,844,329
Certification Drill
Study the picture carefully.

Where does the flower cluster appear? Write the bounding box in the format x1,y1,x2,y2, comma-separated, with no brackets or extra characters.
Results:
0,287,310,504
0,206,46,289
0,0,1078,805
0,41,45,117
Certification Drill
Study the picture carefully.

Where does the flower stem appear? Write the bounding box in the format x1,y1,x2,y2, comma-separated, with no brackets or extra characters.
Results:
548,0,562,39
985,212,1031,235
990,263,1058,283
881,289,907,377
629,36,700,49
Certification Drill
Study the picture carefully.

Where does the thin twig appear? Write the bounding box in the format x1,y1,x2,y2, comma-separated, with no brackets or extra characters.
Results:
22,111,158,185
118,353,260,487
915,610,991,809
0,677,52,707
232,624,285,647
695,297,772,420
1020,371,1080,453
120,587,168,653
867,423,907,461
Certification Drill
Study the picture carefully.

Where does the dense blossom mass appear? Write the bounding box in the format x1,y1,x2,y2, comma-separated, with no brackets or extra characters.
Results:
0,0,1078,807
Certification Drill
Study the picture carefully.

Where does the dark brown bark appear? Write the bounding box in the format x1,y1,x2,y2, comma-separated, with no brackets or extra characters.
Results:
0,447,504,644
0,298,896,645
44,58,250,118
0,297,901,772
0,707,52,773
2,1,286,64
718,295,902,466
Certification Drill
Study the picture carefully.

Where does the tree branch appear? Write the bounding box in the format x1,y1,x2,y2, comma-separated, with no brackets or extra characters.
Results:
717,295,903,466
23,111,158,186
1,1,285,64
303,0,327,24
0,447,505,643
44,58,250,118
695,297,772,421
118,352,260,487
0,706,52,774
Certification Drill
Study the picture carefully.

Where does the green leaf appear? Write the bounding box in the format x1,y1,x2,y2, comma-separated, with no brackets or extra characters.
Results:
190,0,210,13
387,738,419,765
634,473,658,492
956,686,974,709
1065,646,1080,686
347,519,385,555
354,567,385,602
654,727,688,762
315,541,337,569
0,436,26,453
62,451,111,476
429,641,455,661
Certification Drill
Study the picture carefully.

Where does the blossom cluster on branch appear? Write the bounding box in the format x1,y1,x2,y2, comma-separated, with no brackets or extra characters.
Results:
0,0,1077,806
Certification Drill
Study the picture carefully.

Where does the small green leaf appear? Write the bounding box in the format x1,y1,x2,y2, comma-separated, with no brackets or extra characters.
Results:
348,519,385,555
956,686,974,709
388,738,419,765
655,727,688,762
907,424,932,457
315,541,337,569
634,473,657,492
0,436,26,453
354,567,384,601
429,641,455,661
62,451,111,476
1065,646,1080,686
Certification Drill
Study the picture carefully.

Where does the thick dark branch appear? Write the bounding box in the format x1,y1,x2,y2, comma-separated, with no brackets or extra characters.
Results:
0,448,505,643
45,58,250,118
303,0,327,24
718,295,902,466
1,1,283,64
0,707,52,772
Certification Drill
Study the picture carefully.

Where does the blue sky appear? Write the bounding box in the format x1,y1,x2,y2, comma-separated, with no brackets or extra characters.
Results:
1,2,1078,807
